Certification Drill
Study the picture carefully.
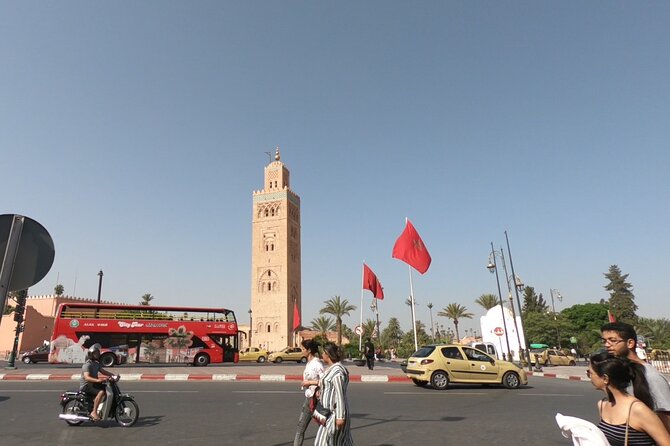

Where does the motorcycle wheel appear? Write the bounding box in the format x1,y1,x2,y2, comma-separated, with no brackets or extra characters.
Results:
62,400,86,426
115,399,140,427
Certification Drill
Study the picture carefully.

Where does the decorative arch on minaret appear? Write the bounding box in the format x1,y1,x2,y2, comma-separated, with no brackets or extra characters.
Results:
258,269,280,293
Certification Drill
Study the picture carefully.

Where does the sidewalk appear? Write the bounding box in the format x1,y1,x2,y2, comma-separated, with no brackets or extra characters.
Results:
0,359,599,383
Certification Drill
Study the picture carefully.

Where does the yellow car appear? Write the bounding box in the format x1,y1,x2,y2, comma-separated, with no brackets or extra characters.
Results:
405,344,528,390
239,347,269,363
268,347,307,363
529,348,577,366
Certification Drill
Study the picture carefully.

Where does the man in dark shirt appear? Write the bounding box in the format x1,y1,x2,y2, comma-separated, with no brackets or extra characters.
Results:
80,343,114,421
364,338,375,370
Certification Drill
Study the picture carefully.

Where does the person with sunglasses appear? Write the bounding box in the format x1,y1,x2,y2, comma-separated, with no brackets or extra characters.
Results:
587,352,670,445
601,322,670,432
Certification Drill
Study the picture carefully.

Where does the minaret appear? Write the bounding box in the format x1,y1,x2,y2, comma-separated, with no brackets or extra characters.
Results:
250,147,301,351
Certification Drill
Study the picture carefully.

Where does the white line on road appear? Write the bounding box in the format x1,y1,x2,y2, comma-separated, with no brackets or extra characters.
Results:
232,390,302,394
383,391,489,395
519,393,584,397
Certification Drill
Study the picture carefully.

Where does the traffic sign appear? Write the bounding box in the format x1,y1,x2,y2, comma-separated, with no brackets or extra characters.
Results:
493,327,505,337
354,325,364,335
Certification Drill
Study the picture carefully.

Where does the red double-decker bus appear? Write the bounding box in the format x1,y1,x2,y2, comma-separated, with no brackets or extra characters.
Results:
50,303,239,366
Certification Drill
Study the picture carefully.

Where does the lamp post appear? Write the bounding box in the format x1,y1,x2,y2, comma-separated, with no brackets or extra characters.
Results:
248,309,253,348
504,230,532,372
97,270,103,304
487,243,512,360
549,289,563,348
427,302,435,342
496,246,523,363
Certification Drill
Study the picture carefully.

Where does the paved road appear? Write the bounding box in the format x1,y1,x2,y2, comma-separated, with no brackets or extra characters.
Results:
0,376,598,446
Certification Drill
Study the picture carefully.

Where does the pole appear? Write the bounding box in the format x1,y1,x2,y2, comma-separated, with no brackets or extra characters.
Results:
0,215,24,328
6,289,27,369
408,265,418,352
550,289,562,349
374,298,381,349
491,243,511,360
97,270,104,303
500,247,522,362
505,230,532,372
248,309,253,348
359,263,364,351
429,304,435,342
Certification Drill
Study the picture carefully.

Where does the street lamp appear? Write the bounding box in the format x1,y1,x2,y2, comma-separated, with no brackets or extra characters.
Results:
487,243,512,360
504,230,532,372
248,309,253,348
549,289,563,348
97,270,104,304
491,246,524,363
427,302,435,342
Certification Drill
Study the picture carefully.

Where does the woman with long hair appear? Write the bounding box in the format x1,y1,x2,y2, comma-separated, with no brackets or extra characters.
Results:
588,351,670,445
314,342,353,446
294,339,325,446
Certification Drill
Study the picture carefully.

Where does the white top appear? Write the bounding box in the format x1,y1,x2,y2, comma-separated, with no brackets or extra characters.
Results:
302,357,325,398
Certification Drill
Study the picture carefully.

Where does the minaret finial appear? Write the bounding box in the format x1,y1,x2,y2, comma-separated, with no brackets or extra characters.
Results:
275,146,280,161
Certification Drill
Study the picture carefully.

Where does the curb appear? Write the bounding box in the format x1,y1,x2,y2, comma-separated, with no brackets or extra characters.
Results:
0,372,589,382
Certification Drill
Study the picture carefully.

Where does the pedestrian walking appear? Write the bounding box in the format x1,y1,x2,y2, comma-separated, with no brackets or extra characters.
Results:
294,339,325,446
601,322,670,433
314,342,353,446
364,338,375,371
587,351,670,445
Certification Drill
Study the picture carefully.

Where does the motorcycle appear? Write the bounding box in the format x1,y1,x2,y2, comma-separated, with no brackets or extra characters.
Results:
58,375,139,427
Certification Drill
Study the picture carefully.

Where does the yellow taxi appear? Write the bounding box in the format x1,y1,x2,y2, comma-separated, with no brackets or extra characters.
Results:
238,347,269,363
404,344,528,390
268,347,307,363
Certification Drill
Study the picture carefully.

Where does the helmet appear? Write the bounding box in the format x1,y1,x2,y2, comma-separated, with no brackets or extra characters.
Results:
87,343,102,360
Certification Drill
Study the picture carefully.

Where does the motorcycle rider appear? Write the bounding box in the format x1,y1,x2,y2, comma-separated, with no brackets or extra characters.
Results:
80,343,114,421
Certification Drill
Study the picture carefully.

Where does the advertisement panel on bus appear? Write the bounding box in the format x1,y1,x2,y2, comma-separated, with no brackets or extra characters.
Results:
49,303,239,366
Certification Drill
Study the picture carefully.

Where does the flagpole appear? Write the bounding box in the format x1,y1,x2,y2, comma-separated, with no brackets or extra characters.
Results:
360,262,365,352
408,265,418,352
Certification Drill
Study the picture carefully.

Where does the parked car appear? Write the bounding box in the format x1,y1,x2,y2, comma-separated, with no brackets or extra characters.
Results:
268,347,307,363
404,344,528,390
529,348,576,366
21,345,50,364
99,345,129,367
239,347,269,363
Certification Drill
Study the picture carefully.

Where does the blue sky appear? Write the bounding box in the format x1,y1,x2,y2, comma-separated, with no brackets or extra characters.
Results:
2,2,669,335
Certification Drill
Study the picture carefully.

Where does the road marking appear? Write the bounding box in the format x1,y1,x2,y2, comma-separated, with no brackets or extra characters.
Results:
0,389,198,393
519,393,584,397
232,390,302,394
383,391,489,395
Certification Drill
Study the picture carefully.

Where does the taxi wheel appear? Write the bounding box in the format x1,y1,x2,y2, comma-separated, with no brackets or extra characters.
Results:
568,360,576,366
430,371,449,390
275,357,283,363
22,356,33,364
257,356,266,363
300,357,307,364
412,378,428,387
502,371,521,389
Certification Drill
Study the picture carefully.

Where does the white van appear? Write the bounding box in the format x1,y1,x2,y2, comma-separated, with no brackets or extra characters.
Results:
470,342,501,360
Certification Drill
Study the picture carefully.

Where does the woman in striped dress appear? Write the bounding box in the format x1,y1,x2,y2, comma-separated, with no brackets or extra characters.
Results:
588,352,670,445
314,343,353,446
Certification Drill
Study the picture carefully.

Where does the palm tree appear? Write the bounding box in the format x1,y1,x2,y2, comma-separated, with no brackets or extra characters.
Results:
475,293,499,311
362,319,377,339
140,293,154,306
54,284,65,296
438,303,474,343
311,316,336,340
320,296,356,346
427,302,435,341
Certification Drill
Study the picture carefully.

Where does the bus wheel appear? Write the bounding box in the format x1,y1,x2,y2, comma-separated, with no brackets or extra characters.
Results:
101,353,116,368
194,353,210,367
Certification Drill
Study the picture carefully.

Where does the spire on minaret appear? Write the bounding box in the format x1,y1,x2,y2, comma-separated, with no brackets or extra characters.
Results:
275,146,281,161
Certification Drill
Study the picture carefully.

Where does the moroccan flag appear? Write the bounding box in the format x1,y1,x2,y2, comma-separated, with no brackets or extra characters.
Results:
392,220,431,274
292,300,301,331
608,310,616,323
363,263,384,299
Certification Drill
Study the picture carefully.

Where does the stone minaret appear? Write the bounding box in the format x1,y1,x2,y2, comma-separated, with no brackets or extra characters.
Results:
251,147,301,351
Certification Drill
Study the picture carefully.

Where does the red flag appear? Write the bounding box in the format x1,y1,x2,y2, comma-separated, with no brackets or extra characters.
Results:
292,300,301,331
608,310,616,323
392,220,431,274
363,263,384,299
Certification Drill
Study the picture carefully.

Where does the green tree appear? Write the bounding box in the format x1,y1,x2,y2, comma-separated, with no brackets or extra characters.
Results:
381,317,404,350
560,303,609,354
437,303,473,343
140,293,154,306
475,294,499,311
310,316,335,339
362,319,377,340
397,321,431,358
320,296,356,346
523,312,575,348
522,286,549,314
54,284,65,296
637,318,670,350
604,265,637,324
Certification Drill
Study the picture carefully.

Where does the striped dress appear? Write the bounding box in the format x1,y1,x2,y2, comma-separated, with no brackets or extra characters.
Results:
598,400,656,446
314,362,353,446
